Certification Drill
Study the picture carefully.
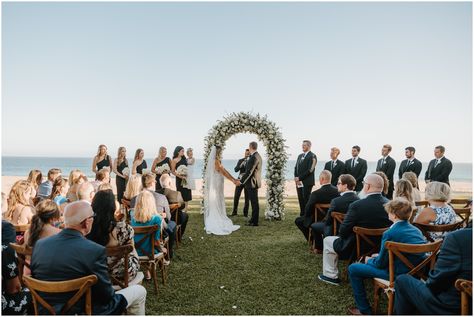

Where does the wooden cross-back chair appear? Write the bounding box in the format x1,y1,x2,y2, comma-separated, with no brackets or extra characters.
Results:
121,198,132,224
450,198,472,208
414,221,464,242
308,203,331,244
132,225,166,293
331,212,346,236
408,208,418,223
414,200,429,208
9,243,33,287
373,240,443,315
453,208,472,227
23,274,98,315
169,203,182,248
353,226,389,263
455,279,472,315
105,244,144,290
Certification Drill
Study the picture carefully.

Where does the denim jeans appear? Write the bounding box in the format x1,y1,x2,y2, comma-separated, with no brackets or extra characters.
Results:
348,262,389,314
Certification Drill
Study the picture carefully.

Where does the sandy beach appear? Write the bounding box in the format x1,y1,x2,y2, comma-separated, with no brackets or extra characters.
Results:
2,175,472,199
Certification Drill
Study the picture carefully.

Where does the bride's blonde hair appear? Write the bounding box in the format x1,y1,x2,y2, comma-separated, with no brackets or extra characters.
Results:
215,146,223,160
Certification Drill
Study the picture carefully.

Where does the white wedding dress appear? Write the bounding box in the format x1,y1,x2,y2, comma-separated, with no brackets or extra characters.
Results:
204,146,240,235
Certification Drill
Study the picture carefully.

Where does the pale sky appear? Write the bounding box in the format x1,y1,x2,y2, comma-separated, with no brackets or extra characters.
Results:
2,2,472,162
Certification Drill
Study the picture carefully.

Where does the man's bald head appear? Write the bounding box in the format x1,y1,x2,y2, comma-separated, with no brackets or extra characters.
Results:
363,174,384,193
77,182,95,202
160,174,172,189
64,200,94,227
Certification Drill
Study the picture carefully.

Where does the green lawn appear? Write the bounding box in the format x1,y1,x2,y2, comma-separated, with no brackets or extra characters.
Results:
144,198,367,315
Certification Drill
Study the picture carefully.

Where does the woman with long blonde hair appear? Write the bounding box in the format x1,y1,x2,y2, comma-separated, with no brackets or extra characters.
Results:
132,148,147,175
5,180,35,225
66,169,85,202
27,169,43,195
92,144,112,175
113,146,129,202
394,179,415,207
123,174,142,201
151,146,171,191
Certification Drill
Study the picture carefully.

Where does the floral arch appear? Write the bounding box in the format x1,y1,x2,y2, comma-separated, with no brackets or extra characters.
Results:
202,112,288,219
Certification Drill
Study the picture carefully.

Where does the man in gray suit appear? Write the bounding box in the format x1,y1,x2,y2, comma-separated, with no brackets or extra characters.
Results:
237,141,262,226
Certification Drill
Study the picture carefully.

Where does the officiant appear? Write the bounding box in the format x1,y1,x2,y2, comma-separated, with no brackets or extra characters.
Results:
294,140,317,216
231,149,250,217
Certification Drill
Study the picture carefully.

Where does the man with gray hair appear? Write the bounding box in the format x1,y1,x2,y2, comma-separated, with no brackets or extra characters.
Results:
76,182,95,203
317,173,393,286
31,201,147,314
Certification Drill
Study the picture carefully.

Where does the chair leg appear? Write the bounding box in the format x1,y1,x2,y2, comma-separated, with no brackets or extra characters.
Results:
373,284,380,315
159,260,167,285
387,291,394,315
308,228,312,246
151,263,159,294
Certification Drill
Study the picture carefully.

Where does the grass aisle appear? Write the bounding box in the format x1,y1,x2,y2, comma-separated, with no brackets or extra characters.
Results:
145,198,355,315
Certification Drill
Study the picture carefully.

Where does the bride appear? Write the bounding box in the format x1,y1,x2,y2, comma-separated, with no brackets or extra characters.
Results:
204,146,240,235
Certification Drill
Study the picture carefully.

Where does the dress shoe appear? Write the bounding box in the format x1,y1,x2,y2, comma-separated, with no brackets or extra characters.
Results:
347,307,364,315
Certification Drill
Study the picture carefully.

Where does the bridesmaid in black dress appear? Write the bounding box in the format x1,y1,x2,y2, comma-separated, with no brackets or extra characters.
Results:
92,144,112,176
132,148,147,175
113,146,129,202
171,146,192,211
151,146,171,191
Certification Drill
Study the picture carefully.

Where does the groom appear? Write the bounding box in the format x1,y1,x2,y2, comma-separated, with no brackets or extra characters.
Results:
236,141,262,226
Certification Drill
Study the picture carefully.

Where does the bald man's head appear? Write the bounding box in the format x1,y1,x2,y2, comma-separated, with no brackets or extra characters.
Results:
363,174,384,193
64,200,94,226
160,174,172,189
77,182,95,202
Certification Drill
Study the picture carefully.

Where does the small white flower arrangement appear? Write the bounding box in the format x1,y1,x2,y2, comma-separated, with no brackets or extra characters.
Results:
156,163,171,175
176,165,188,187
121,167,130,177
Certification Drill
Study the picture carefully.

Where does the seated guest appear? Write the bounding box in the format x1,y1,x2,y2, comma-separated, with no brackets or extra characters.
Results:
37,168,62,199
66,170,86,202
123,175,142,201
347,198,426,315
373,171,389,198
159,174,189,236
91,169,111,192
98,183,113,192
86,190,139,284
2,220,32,315
4,180,35,225
394,179,415,208
76,182,96,204
414,181,457,240
295,170,339,241
27,169,43,197
131,191,168,262
311,174,359,252
31,200,146,315
394,227,472,315
24,200,61,247
402,171,421,202
318,174,393,286
50,178,69,212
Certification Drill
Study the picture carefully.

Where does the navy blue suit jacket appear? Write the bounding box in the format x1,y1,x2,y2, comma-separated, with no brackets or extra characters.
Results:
31,229,127,315
334,193,393,260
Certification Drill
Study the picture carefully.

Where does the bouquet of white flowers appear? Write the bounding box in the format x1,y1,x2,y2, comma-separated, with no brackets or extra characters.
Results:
121,167,130,177
156,163,171,175
141,168,150,175
176,165,188,187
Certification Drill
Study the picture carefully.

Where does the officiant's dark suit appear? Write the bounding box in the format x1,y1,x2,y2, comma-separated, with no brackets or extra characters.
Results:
232,152,250,216
398,158,422,179
295,181,339,241
240,145,262,226
425,156,453,186
295,150,317,216
324,160,345,186
376,155,396,199
344,151,367,192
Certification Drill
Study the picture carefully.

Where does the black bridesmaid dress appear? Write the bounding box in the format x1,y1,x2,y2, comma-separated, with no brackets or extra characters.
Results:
116,160,128,202
155,157,171,191
96,155,111,171
176,157,192,202
136,160,147,175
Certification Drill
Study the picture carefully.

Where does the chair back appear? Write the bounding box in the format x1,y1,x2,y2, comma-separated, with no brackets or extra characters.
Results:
414,221,464,242
331,212,346,235
132,225,159,260
454,208,472,227
23,274,98,315
415,200,429,208
455,279,472,315
169,203,180,223
313,203,331,223
353,226,389,262
385,240,442,288
121,198,131,223
105,244,133,289
450,198,471,208
409,208,418,223
9,243,33,286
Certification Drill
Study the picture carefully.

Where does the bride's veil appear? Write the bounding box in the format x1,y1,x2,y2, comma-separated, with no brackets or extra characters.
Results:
204,146,217,217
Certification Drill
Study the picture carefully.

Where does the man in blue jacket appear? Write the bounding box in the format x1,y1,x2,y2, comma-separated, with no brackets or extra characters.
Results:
31,201,147,315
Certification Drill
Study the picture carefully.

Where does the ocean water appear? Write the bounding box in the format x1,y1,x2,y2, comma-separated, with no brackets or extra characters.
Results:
2,156,472,182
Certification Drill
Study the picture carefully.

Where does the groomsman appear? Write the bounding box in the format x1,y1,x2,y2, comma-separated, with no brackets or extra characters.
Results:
294,140,317,216
324,147,345,186
425,145,453,186
231,149,250,217
344,145,367,192
376,144,396,199
398,146,422,180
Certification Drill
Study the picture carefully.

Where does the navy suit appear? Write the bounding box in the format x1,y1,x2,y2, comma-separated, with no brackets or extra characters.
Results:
295,184,339,241
395,228,472,315
311,191,360,250
348,221,427,314
333,193,392,260
344,157,367,192
324,159,345,186
398,158,422,179
425,157,453,186
31,229,127,315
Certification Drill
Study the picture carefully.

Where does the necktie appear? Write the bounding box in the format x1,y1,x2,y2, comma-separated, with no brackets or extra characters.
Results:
435,159,441,168
351,158,355,168
331,161,335,170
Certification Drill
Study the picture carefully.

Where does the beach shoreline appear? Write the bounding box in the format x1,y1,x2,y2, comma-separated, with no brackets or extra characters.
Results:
2,176,472,199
